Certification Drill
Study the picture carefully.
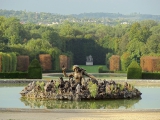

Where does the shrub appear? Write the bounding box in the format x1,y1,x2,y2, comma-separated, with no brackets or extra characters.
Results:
17,55,29,72
109,55,120,71
98,66,103,73
0,52,17,72
127,61,142,79
88,81,98,98
10,52,17,72
0,72,28,79
39,54,52,71
36,81,45,91
28,59,42,79
142,72,160,79
140,56,160,72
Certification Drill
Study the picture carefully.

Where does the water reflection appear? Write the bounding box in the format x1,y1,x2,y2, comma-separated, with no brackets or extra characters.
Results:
20,98,140,109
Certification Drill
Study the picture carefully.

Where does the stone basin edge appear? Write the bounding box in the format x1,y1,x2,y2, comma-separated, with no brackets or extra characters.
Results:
0,108,160,113
1,79,160,84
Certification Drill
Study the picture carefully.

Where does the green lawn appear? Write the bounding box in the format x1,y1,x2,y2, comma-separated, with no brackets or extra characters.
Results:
79,65,107,73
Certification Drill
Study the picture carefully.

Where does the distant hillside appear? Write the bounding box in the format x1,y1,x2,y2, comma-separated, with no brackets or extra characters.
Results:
72,12,160,20
0,9,160,25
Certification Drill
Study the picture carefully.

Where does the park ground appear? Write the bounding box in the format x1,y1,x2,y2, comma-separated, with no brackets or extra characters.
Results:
0,109,160,120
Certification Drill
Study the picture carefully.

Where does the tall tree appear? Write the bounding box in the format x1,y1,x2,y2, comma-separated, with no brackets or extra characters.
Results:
2,17,26,44
146,35,160,54
42,30,62,49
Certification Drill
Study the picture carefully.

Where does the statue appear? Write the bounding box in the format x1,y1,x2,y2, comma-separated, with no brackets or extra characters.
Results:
62,65,96,85
86,55,93,62
86,55,93,65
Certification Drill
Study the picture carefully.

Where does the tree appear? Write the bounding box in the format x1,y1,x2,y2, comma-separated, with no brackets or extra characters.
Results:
25,38,52,59
59,21,75,38
3,17,26,44
121,52,132,71
118,33,129,55
42,30,62,49
146,35,160,54
126,39,144,62
129,22,151,43
140,20,158,29
150,24,160,35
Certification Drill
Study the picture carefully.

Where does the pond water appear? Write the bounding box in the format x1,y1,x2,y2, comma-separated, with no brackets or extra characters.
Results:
0,86,160,109
43,73,127,80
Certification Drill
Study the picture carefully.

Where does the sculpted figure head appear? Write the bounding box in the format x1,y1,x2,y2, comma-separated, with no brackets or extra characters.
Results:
72,65,79,71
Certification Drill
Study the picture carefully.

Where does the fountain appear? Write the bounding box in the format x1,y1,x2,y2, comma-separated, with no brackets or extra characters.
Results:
20,65,142,100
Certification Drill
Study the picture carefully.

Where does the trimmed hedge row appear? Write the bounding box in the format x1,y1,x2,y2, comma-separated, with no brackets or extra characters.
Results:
0,52,17,72
0,72,28,79
0,59,42,79
142,72,160,79
98,66,114,73
42,70,72,73
127,60,160,79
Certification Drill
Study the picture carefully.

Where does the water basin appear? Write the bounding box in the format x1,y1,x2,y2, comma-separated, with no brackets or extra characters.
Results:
42,73,127,80
0,85,160,109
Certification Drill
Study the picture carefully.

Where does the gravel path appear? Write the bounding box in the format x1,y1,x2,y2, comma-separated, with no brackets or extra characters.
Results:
0,109,160,120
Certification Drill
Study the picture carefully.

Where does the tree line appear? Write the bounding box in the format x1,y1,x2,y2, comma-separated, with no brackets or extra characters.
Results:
0,16,160,71
1,9,160,26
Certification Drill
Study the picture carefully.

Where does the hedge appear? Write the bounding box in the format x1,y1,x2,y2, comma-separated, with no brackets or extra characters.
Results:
39,54,52,71
109,55,120,71
142,72,160,79
28,59,42,79
127,61,142,79
0,72,28,79
17,55,29,72
0,52,17,72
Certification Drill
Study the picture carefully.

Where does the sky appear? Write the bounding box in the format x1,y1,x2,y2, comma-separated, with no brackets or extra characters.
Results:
0,0,160,15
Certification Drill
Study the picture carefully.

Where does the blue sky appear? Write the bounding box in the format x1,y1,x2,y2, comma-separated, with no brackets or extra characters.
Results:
0,0,160,15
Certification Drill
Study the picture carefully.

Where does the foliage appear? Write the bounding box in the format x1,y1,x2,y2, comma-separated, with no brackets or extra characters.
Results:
17,55,29,72
105,53,112,69
49,48,61,70
55,81,60,93
121,52,132,71
36,81,45,91
0,15,160,71
88,81,98,98
0,72,28,78
119,84,124,91
10,52,17,71
1,9,160,26
39,54,52,71
142,72,160,79
127,61,142,79
28,59,42,79
109,55,120,71
0,52,17,72
29,59,41,68
98,66,104,73
65,38,107,65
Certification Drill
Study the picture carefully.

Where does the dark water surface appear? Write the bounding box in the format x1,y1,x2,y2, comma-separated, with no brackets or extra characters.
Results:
0,86,160,109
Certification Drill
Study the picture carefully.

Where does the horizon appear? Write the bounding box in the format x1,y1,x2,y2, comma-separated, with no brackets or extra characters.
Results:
0,0,160,16
1,9,158,16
